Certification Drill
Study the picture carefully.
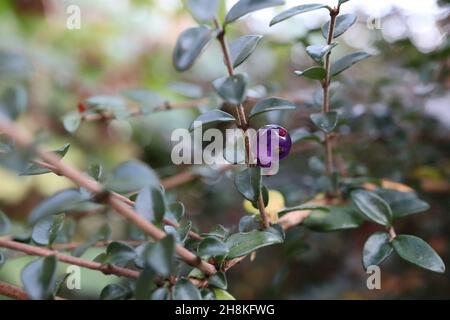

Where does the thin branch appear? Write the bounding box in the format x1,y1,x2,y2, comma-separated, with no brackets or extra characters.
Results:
0,238,140,279
0,281,29,300
0,117,216,276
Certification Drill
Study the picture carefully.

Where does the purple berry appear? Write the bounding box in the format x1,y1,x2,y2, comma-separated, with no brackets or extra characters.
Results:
256,125,292,168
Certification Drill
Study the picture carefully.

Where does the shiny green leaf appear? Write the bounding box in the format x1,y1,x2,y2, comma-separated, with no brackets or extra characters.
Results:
212,74,248,105
229,35,263,68
322,13,357,39
362,232,393,269
310,111,339,134
351,190,392,226
249,97,296,119
173,26,212,71
270,4,329,26
225,0,285,25
331,51,371,76
226,229,283,258
21,256,58,300
189,109,236,131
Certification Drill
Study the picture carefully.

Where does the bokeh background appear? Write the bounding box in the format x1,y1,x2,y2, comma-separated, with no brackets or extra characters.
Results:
0,0,449,299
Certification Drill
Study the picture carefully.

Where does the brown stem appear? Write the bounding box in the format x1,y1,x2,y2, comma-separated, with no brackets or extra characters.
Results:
214,18,268,228
388,226,397,241
0,118,216,276
0,238,140,279
322,9,339,181
0,281,29,300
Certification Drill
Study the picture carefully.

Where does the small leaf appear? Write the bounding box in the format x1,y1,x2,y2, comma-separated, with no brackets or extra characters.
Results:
213,288,236,300
351,190,393,226
306,43,338,63
229,35,263,68
0,85,27,120
72,224,111,257
103,241,137,266
331,51,371,76
135,268,156,300
88,163,103,181
21,256,58,300
225,0,285,25
303,206,363,232
212,74,248,105
234,167,261,204
392,235,445,273
295,67,326,80
376,189,430,218
226,229,283,259
165,202,185,224
238,215,260,232
190,110,236,132
143,235,175,276
249,97,296,119
152,287,170,300
322,13,357,39
270,4,330,26
362,232,393,269
29,189,90,224
105,160,159,194
278,204,329,216
187,0,220,21
135,187,166,224
290,128,322,144
198,237,229,259
0,210,11,235
201,225,230,239
173,26,212,71
62,112,81,134
31,213,65,246
20,143,71,176
208,272,227,290
310,111,339,134
100,284,132,300
173,278,202,300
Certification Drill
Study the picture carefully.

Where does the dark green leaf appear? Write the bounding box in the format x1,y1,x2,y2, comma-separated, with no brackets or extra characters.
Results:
201,288,215,300
29,189,90,224
62,112,81,133
229,35,263,68
143,235,175,276
72,224,111,257
303,206,364,232
152,287,170,300
322,13,357,39
331,51,371,76
278,204,329,216
198,237,229,258
0,210,11,235
20,143,71,176
225,0,285,25
21,256,58,300
201,225,230,239
249,97,296,119
295,67,326,80
187,0,220,21
103,241,137,266
392,235,445,273
105,160,159,194
173,26,212,71
270,4,330,26
88,163,103,181
306,43,338,63
234,167,261,203
173,278,202,300
100,284,132,300
208,272,227,290
376,189,430,218
189,110,236,132
135,267,156,300
212,74,248,105
0,85,27,120
290,128,322,144
310,111,339,134
31,213,65,246
165,202,185,224
362,232,393,269
135,187,166,224
226,230,283,258
351,190,392,226
238,215,260,232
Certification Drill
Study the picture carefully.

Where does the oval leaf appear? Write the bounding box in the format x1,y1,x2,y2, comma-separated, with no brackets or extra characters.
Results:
392,235,445,273
306,43,338,63
103,241,137,266
21,256,58,300
173,278,202,300
225,0,285,25
376,189,430,219
234,167,261,204
187,0,220,21
322,13,357,39
212,74,248,105
105,160,159,194
32,213,65,246
190,109,236,132
270,4,329,26
100,284,132,300
173,26,212,72
278,204,329,216
143,235,175,277
229,35,263,68
351,190,392,226
310,111,339,134
249,97,296,119
225,229,283,259
20,143,71,176
198,237,229,259
331,51,371,76
295,66,326,80
362,232,393,269
303,206,363,232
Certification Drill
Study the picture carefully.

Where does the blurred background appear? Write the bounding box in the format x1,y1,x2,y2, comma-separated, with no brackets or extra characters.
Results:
0,0,449,299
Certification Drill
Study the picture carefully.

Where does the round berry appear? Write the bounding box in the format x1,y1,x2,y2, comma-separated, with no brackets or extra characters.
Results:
256,125,292,167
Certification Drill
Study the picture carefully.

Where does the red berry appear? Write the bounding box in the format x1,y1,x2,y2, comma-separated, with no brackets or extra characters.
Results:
77,102,87,113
